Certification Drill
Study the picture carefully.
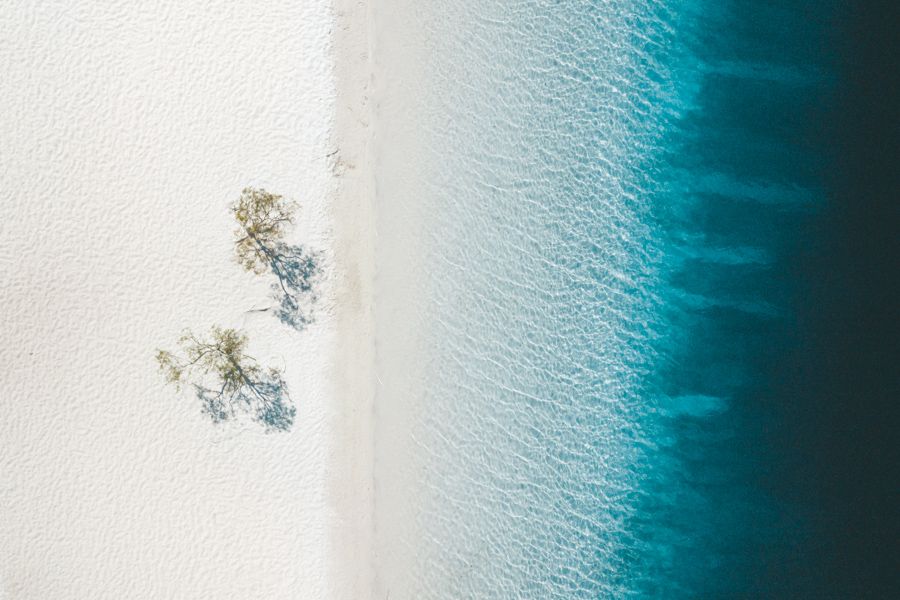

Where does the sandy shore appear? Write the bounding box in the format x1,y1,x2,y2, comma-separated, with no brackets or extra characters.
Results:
0,1,371,598
326,0,377,598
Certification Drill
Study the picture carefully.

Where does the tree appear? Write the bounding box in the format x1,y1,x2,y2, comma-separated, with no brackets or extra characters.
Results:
231,187,319,329
156,326,295,432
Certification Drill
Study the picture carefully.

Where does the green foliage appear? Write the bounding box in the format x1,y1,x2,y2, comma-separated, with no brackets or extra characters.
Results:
230,187,320,330
155,326,295,432
231,187,297,275
155,349,184,387
154,187,318,431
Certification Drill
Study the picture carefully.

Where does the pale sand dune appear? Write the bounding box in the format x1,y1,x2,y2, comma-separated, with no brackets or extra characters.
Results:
0,1,371,598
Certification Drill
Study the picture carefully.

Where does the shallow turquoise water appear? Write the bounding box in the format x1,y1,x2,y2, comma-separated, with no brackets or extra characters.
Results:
375,0,841,597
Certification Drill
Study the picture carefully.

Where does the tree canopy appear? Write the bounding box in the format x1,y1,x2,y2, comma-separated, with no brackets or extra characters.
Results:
156,326,295,432
232,188,297,274
231,187,319,329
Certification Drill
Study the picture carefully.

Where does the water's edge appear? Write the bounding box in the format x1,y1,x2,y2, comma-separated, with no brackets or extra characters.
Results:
371,0,897,597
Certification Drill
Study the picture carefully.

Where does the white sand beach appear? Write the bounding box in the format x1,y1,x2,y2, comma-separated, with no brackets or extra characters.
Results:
0,1,374,598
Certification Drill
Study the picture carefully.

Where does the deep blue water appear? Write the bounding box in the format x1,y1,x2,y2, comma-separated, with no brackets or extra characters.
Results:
375,0,898,597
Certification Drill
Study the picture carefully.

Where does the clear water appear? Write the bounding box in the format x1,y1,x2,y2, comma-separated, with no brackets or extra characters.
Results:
374,0,838,597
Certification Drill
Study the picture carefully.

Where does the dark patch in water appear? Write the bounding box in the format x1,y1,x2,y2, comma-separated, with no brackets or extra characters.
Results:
638,0,898,596
777,0,900,595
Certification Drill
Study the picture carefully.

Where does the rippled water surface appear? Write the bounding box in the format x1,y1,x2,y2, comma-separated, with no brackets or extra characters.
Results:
374,1,841,597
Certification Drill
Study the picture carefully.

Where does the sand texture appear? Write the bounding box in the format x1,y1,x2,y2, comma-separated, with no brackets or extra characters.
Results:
0,1,359,598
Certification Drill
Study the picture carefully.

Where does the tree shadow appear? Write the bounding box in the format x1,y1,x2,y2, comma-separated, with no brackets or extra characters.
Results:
194,368,295,433
265,241,321,330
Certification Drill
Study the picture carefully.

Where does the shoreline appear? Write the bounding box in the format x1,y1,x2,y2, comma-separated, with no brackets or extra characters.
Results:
327,0,376,598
